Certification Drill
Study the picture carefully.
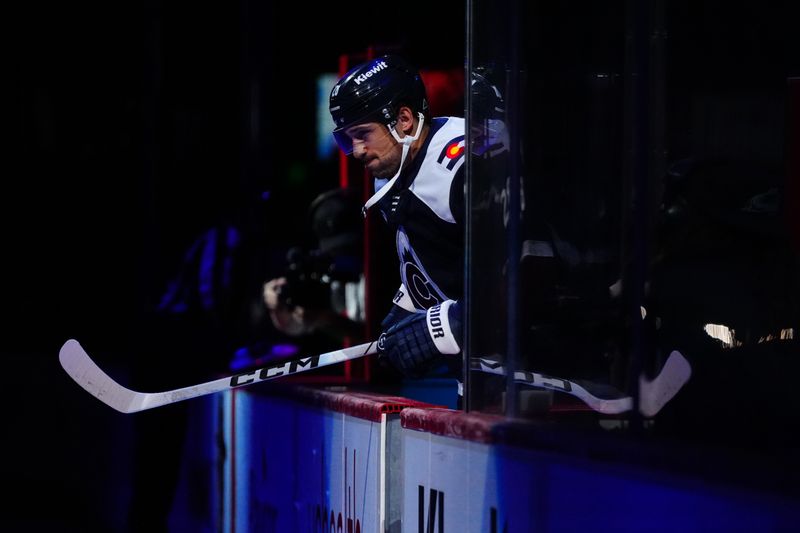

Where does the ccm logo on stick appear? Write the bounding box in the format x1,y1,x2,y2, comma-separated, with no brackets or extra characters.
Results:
230,357,320,386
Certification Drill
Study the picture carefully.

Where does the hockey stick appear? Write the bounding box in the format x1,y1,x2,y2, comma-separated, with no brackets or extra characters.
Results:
59,338,378,413
60,339,690,416
473,349,691,416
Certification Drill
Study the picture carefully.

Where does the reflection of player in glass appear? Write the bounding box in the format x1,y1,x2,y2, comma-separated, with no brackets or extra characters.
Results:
329,55,466,378
470,69,509,159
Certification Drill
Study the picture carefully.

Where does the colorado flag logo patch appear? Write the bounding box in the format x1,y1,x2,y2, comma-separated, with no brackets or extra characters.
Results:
437,135,465,171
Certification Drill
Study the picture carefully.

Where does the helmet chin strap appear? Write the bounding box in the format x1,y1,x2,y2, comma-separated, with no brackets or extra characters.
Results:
361,113,425,217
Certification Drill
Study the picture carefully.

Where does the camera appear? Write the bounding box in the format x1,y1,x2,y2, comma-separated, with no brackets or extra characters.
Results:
276,187,364,315
276,247,337,310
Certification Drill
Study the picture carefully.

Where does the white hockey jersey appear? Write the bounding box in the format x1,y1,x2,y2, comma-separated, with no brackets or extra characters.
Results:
374,117,466,311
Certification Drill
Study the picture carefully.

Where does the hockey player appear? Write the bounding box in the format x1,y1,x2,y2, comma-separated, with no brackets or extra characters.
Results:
329,55,465,378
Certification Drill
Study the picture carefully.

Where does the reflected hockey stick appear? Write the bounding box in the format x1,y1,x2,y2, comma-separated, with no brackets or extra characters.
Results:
60,339,690,416
59,338,378,413
472,349,692,416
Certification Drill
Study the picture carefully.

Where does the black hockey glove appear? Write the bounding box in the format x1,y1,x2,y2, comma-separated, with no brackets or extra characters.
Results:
378,300,462,378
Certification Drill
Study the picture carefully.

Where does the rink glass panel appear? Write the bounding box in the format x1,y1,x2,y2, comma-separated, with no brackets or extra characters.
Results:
465,0,630,416
464,0,800,449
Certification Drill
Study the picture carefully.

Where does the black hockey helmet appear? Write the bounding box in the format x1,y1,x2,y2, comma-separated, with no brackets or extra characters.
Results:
329,55,429,154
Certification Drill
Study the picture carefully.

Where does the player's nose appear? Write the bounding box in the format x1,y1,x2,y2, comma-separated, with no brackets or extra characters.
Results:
352,140,367,160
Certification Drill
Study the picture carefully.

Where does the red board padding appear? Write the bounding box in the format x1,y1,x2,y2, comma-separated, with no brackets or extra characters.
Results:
258,385,447,422
400,407,506,444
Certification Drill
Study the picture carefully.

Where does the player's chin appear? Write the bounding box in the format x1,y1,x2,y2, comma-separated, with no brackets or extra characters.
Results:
365,159,384,174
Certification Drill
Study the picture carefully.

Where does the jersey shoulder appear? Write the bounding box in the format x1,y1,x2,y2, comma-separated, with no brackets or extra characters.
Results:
428,117,466,174
410,117,465,223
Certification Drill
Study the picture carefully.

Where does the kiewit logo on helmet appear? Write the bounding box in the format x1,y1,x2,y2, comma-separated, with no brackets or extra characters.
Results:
354,60,388,85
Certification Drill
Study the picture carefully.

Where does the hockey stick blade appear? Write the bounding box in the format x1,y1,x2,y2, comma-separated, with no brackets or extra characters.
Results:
59,339,378,413
472,350,691,416
639,350,692,417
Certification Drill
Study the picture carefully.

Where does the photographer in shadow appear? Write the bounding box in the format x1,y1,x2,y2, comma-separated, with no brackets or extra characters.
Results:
262,187,366,344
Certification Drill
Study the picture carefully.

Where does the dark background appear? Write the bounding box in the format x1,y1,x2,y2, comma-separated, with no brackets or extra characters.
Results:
9,0,465,356
7,0,800,530
8,1,464,530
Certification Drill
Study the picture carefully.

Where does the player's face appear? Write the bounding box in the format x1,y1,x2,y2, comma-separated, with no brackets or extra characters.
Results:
344,123,401,178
